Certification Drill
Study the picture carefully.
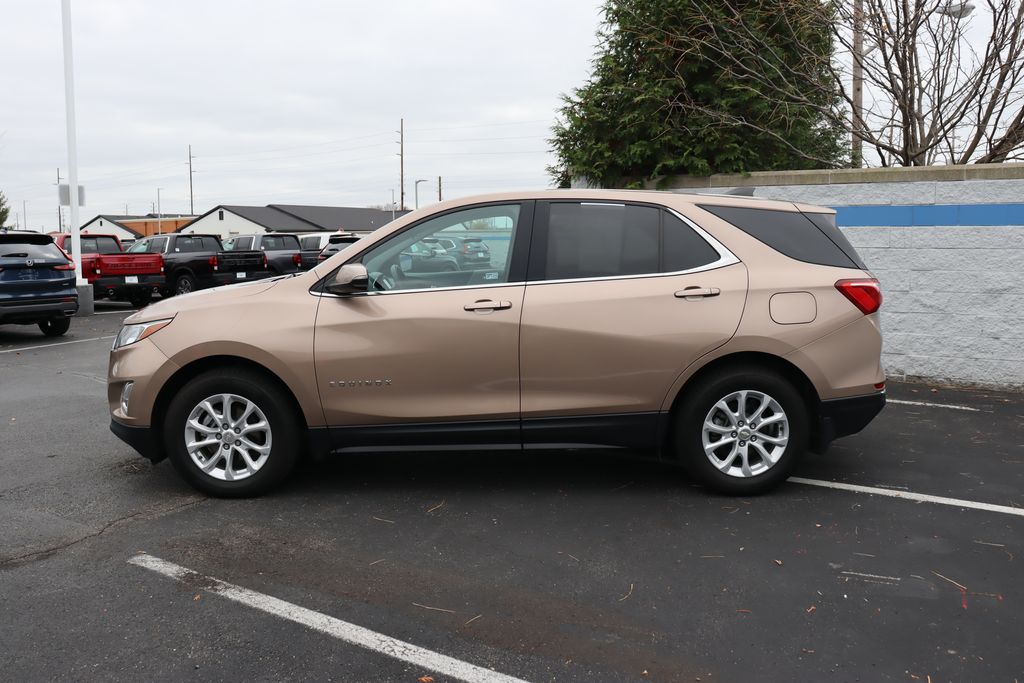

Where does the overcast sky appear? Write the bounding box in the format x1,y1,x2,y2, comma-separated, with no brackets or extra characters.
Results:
1,0,604,229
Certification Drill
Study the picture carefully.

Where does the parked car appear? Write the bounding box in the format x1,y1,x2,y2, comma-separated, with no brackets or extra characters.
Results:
108,190,885,497
223,233,305,275
125,233,271,296
51,233,164,307
316,232,367,263
432,235,492,268
0,232,78,336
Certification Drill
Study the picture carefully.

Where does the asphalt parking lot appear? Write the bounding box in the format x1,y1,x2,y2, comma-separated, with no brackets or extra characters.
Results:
1,305,1022,682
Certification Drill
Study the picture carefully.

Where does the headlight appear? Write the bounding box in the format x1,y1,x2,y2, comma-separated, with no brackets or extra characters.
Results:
113,318,173,350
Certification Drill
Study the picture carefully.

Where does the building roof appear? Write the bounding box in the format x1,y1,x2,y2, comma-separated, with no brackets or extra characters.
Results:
219,206,320,232
178,204,407,233
269,205,408,232
82,215,145,238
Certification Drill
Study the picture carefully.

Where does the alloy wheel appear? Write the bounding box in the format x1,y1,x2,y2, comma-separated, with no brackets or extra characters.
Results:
184,393,272,481
701,389,789,478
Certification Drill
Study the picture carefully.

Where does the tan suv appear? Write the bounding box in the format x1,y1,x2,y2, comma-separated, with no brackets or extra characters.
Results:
108,190,885,497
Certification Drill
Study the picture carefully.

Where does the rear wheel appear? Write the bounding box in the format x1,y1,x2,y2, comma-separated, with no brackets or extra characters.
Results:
174,273,196,296
128,290,152,308
38,317,71,337
674,366,809,495
163,369,301,497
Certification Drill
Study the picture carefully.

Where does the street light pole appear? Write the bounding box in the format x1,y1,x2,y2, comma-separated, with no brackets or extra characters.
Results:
60,1,83,283
414,179,428,209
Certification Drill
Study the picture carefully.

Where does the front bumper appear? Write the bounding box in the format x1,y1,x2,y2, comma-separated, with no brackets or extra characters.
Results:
110,419,164,463
812,391,886,452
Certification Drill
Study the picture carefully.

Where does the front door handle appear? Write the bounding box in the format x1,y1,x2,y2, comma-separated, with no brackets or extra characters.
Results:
675,287,721,299
464,299,512,311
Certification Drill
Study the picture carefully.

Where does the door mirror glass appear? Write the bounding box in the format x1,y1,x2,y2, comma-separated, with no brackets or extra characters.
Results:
326,263,369,295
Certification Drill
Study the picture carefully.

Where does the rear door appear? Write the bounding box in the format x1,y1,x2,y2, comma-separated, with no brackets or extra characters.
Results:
519,200,748,447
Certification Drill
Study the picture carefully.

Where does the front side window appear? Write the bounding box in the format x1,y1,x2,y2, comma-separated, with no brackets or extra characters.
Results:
358,204,520,292
147,237,168,254
262,235,298,251
300,235,321,250
224,236,253,251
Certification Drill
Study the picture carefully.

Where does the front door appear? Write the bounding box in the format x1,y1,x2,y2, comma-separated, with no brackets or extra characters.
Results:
519,200,748,448
313,202,532,450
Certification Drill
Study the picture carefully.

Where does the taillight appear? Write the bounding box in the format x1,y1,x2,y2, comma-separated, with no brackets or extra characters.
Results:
55,261,75,271
462,244,471,254
208,255,219,270
292,253,301,267
835,278,882,315
263,253,269,268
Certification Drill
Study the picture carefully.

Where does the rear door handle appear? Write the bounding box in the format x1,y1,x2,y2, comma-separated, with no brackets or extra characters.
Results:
464,299,512,311
675,287,720,299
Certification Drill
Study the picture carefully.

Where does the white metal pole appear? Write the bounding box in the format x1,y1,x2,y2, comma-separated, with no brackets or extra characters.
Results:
60,0,84,284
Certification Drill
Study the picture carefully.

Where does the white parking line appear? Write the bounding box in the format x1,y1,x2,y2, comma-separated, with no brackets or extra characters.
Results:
128,554,530,683
0,335,114,355
887,398,980,412
789,477,1024,517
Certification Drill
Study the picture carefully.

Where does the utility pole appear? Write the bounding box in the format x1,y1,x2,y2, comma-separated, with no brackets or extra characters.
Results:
397,118,405,211
390,189,396,221
156,188,163,235
851,0,864,168
23,200,28,231
437,176,442,202
188,144,196,215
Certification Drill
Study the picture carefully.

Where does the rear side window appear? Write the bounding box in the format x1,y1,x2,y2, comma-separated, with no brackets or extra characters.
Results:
262,235,298,250
698,205,859,269
543,203,660,280
532,202,721,281
663,212,721,272
300,235,321,250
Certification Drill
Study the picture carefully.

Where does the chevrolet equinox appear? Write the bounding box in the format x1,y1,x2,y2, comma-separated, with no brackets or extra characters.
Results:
108,191,885,497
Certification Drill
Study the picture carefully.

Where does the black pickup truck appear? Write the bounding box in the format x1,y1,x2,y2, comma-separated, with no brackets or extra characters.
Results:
125,233,271,296
223,233,305,275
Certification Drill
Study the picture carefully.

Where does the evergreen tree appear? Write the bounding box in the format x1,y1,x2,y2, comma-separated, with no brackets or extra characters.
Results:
550,0,847,187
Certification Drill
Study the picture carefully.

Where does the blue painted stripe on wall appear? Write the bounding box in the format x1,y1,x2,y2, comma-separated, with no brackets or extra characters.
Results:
835,203,1024,227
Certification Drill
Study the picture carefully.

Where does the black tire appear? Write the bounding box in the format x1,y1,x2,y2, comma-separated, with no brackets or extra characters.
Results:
673,366,809,495
163,369,301,497
128,291,152,308
38,317,71,337
174,273,196,296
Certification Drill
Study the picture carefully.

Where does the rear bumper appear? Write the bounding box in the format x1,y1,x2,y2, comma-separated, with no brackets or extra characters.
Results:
211,270,273,286
94,275,164,298
0,297,78,323
110,419,164,463
812,392,886,452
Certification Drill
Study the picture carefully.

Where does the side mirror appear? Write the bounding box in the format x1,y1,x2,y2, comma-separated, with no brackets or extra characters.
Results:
325,263,369,295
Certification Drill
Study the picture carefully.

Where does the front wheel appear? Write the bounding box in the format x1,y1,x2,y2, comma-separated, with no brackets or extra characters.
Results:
163,369,301,497
674,367,809,495
38,317,71,337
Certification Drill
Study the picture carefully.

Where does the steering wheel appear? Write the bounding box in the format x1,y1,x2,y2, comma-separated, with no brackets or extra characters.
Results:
368,271,394,291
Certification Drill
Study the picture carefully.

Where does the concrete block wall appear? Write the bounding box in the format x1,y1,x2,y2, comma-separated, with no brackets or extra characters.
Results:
653,165,1024,389
843,225,1024,389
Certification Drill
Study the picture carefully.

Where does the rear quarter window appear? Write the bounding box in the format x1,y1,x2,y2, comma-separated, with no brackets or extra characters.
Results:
698,205,862,269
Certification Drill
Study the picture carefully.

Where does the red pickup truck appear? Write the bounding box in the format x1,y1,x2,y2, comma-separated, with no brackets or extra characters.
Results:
50,233,164,307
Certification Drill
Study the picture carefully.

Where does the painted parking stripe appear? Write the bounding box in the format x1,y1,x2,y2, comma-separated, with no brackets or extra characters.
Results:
0,335,115,355
789,477,1024,517
128,554,530,683
886,398,980,412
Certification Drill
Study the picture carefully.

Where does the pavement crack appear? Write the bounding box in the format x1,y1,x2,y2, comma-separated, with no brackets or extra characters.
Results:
0,498,206,570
